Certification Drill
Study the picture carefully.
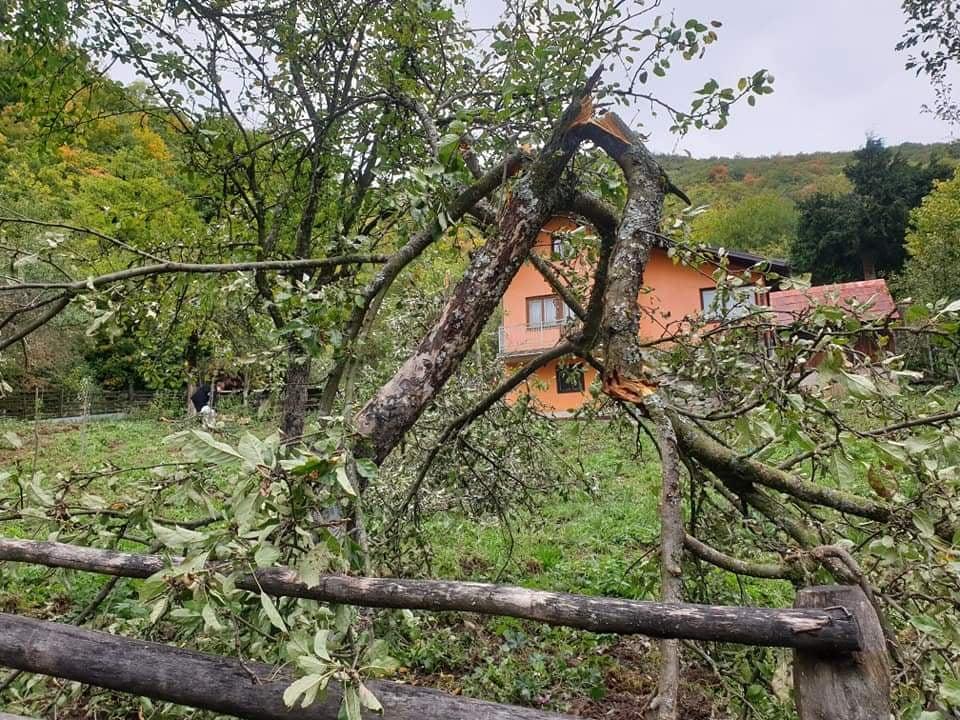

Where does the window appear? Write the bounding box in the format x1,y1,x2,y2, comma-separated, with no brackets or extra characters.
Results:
556,363,585,393
526,295,575,328
700,286,756,320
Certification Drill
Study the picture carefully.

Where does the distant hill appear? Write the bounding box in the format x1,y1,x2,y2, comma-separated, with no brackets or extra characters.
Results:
658,141,960,207
652,141,960,260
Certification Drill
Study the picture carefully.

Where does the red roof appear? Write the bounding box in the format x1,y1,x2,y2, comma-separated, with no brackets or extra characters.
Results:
768,279,899,325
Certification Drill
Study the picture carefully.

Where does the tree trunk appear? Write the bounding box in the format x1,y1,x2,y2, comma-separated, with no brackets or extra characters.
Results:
352,75,606,464
186,381,197,416
649,397,683,720
280,343,311,440
859,250,877,280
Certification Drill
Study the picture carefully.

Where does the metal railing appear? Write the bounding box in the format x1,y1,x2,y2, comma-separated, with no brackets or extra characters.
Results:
497,322,568,356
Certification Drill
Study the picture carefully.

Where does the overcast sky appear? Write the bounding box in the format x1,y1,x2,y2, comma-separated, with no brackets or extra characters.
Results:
467,1,958,158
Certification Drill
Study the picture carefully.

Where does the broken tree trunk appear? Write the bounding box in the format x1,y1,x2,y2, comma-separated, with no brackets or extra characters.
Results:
793,585,890,720
353,72,603,464
0,612,573,720
578,109,684,719
0,538,861,651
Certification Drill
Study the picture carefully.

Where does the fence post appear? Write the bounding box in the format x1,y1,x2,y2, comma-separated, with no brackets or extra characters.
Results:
793,585,889,720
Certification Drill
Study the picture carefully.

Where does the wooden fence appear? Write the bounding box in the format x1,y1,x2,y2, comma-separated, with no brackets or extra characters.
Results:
0,537,889,720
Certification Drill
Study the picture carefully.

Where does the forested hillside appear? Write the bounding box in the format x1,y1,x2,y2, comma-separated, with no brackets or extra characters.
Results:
659,142,960,259
662,141,958,204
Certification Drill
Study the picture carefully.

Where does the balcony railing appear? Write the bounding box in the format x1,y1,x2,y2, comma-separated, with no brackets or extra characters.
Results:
497,322,567,356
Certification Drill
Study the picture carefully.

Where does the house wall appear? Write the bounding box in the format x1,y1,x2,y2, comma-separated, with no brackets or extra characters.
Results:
505,359,599,413
500,216,762,412
503,218,756,346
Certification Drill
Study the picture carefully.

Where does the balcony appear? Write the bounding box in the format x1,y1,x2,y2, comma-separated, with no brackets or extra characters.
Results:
497,322,568,357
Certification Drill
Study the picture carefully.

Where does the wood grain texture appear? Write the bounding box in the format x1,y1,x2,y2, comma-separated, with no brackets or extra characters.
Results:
0,538,861,651
793,585,890,720
0,613,572,720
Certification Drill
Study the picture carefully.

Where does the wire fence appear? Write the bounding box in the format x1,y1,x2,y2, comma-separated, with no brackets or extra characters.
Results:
0,388,176,420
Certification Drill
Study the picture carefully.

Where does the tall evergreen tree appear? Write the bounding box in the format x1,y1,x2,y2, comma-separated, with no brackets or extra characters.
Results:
791,137,950,284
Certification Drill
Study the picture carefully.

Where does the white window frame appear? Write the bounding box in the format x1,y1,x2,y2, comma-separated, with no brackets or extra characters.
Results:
700,285,756,320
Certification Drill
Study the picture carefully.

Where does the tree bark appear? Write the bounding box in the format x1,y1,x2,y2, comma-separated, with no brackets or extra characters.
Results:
576,111,684,718
0,613,573,720
280,343,311,440
0,538,861,651
671,413,890,521
649,397,683,720
859,250,877,280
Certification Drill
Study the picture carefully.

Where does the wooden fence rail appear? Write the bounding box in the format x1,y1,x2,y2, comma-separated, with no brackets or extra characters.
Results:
0,537,891,720
0,613,570,720
0,538,861,651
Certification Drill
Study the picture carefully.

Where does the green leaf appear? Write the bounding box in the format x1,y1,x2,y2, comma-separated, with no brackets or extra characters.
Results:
201,603,223,631
941,677,960,706
357,682,383,713
238,432,267,467
2,431,23,449
260,592,287,633
313,628,332,661
163,430,242,465
909,614,942,635
254,543,281,568
299,545,330,587
363,638,399,675
912,511,936,538
283,674,321,708
148,597,168,624
335,465,357,496
150,520,207,550
339,686,362,720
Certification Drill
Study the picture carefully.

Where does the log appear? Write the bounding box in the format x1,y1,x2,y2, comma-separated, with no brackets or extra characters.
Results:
0,538,861,651
793,585,890,720
0,713,39,720
0,612,571,720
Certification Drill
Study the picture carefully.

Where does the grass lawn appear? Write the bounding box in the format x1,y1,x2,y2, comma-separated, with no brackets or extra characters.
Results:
0,411,799,719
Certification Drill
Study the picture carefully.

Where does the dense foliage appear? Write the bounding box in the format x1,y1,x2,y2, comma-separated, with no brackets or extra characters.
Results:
791,137,952,284
900,167,960,304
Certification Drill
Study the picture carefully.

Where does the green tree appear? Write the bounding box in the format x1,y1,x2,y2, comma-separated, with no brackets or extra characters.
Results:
791,136,950,283
689,192,797,258
898,0,960,125
899,167,960,303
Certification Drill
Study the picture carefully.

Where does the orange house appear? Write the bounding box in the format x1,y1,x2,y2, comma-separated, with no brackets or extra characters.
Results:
499,216,789,413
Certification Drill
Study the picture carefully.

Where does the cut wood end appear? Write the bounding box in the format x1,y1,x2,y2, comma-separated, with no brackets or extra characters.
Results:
589,112,633,146
602,370,658,404
570,95,595,128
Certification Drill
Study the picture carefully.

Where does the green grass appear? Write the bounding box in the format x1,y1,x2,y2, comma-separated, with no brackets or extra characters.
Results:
0,412,799,717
